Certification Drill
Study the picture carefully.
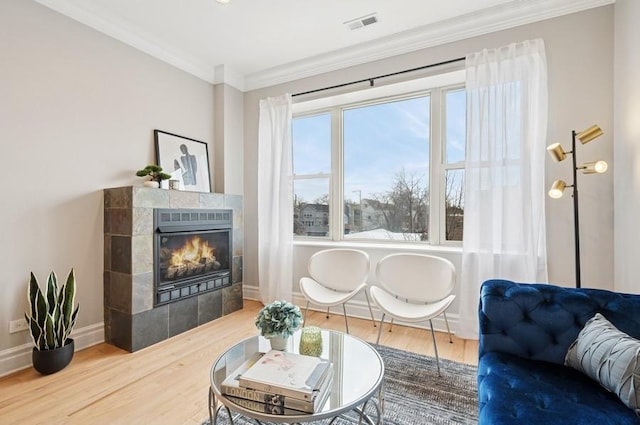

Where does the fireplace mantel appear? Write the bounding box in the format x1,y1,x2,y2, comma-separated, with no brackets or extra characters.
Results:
103,186,243,352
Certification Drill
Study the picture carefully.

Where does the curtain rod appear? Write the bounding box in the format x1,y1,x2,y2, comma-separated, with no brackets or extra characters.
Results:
292,56,466,98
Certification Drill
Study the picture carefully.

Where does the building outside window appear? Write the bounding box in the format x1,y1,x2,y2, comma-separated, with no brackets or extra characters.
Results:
292,71,466,245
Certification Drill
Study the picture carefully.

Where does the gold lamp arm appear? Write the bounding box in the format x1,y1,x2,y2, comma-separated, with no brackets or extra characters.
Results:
546,124,605,289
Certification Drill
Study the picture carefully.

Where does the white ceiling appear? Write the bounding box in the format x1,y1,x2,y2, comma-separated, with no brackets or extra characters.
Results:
35,0,613,90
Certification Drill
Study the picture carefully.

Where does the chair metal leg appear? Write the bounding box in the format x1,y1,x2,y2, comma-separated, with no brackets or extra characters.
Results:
389,318,394,332
303,301,310,324
376,314,386,344
364,290,377,327
429,320,441,377
326,307,330,319
342,304,350,334
443,311,453,343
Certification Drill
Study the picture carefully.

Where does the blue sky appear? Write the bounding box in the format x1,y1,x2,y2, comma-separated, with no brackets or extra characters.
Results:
343,96,430,203
446,89,466,164
292,91,466,204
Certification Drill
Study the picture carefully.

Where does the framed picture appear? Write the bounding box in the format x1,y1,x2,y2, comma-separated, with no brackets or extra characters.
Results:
154,129,211,192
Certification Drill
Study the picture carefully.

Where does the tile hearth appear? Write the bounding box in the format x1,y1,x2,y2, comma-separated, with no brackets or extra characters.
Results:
104,186,243,352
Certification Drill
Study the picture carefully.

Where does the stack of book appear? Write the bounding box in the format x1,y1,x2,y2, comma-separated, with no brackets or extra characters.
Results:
221,350,333,415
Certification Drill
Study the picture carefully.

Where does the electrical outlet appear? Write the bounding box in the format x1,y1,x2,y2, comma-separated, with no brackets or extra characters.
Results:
9,319,28,334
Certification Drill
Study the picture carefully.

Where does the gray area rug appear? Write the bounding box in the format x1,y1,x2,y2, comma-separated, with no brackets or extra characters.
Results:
202,344,478,425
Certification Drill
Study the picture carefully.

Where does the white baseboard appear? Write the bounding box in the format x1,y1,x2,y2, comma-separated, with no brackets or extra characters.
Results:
2,284,460,377
243,283,261,302
242,284,459,336
0,322,105,378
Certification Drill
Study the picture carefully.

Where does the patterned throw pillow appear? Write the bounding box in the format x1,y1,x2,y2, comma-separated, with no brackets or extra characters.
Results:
565,313,640,415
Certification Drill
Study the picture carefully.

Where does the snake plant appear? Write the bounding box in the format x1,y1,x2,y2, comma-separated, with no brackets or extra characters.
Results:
25,269,79,351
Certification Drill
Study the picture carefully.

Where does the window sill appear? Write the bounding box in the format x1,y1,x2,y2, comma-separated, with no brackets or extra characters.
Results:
293,239,462,254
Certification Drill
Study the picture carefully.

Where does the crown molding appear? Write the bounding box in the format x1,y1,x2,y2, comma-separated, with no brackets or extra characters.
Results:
244,0,615,91
34,0,614,91
214,64,245,92
34,0,216,83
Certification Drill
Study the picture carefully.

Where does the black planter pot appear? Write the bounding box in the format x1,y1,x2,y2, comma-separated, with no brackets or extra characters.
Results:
32,339,74,375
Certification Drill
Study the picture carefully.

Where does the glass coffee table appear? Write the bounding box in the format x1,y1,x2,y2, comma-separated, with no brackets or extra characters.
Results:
208,329,384,424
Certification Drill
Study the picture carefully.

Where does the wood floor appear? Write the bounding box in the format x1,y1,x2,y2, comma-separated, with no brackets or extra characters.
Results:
0,300,478,425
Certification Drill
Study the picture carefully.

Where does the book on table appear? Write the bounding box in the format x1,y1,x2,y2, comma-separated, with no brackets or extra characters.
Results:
225,373,333,415
227,368,333,416
226,395,305,416
238,350,332,401
221,351,333,413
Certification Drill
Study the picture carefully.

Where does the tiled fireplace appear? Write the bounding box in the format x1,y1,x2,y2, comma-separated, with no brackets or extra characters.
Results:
103,186,243,352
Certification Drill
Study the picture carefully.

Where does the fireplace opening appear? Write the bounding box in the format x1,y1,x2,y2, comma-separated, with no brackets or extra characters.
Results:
154,208,232,305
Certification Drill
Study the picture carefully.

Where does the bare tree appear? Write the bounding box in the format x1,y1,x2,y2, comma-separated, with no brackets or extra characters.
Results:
370,169,429,238
393,169,428,234
314,194,329,205
444,171,464,241
369,193,402,231
293,194,308,235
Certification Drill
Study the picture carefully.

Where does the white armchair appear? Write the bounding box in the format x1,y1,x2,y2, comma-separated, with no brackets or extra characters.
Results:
299,248,376,334
370,253,456,376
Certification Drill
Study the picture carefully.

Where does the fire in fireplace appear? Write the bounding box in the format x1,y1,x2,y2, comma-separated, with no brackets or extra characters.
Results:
154,209,232,305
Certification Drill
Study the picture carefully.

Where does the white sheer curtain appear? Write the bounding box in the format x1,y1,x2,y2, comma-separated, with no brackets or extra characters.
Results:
258,94,293,304
458,39,549,339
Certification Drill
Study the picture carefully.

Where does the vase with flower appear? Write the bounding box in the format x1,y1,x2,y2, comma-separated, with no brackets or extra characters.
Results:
255,300,303,351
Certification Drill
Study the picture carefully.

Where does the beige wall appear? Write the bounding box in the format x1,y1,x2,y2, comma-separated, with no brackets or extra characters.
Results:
0,0,622,360
244,6,615,312
0,0,215,353
614,0,640,294
214,83,244,195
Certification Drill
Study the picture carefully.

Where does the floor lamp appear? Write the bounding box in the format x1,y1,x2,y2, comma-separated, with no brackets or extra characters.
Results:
546,125,608,288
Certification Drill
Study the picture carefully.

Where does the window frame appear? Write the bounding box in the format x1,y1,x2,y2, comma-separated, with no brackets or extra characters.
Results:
292,71,466,246
437,84,466,246
292,109,333,239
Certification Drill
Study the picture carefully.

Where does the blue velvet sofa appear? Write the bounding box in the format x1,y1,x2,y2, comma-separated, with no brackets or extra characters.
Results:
478,279,640,425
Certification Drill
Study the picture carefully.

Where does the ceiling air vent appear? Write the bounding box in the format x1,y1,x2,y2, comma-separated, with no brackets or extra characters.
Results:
344,13,379,31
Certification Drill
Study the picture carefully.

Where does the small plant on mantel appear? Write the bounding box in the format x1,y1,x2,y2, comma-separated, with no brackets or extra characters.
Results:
135,165,172,183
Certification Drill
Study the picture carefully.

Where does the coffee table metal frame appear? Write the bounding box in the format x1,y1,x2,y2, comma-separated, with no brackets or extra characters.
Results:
208,330,384,425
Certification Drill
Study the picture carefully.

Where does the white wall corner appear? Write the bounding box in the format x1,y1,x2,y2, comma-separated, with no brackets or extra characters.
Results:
0,322,105,378
613,0,640,294
214,64,245,92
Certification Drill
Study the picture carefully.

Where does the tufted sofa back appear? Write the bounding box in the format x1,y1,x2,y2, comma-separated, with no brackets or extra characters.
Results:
479,279,640,365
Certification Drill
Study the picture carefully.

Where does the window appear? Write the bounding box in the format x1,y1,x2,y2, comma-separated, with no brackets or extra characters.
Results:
344,96,430,241
292,71,466,245
443,88,466,241
292,113,331,237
